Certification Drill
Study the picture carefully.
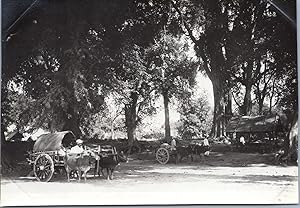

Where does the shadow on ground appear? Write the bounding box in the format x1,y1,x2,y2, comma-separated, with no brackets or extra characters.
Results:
2,152,297,186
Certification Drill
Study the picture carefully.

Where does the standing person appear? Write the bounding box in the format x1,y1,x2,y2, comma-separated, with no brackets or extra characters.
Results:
203,137,209,147
203,136,210,156
233,131,237,147
170,137,177,151
239,136,246,151
70,139,84,154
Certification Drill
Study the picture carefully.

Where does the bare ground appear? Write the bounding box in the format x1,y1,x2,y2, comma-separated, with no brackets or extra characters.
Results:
1,152,298,206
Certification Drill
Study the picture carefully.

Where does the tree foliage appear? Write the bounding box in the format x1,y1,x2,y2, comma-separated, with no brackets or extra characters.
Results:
177,90,212,139
170,0,296,137
2,0,296,146
2,0,167,139
229,0,297,116
145,33,198,139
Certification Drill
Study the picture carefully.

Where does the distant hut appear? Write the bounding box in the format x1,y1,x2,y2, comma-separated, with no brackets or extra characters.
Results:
226,114,287,151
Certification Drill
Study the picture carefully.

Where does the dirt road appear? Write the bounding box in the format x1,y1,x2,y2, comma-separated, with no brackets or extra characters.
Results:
1,152,298,206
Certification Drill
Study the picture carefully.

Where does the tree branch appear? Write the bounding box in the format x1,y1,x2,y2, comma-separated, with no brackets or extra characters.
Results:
112,108,123,123
171,1,198,44
171,0,212,78
231,91,242,108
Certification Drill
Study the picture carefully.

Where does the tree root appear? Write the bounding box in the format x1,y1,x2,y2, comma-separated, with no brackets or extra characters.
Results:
126,140,141,155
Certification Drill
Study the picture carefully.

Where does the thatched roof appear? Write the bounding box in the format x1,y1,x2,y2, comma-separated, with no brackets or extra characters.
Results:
226,114,285,133
33,131,76,152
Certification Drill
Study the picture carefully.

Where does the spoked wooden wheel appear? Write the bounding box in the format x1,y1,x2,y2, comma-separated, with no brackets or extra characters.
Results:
156,147,170,164
33,154,54,182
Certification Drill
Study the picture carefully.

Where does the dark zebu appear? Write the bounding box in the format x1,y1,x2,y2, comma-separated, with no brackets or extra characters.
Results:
94,145,127,180
175,141,210,163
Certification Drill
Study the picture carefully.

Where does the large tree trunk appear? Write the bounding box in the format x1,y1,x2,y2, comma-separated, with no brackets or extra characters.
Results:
62,107,82,139
210,77,225,138
241,63,253,115
110,122,115,140
125,113,136,151
62,119,81,138
125,92,139,154
241,81,252,115
258,98,264,115
257,86,267,115
60,22,85,139
162,89,171,140
224,91,233,136
269,99,273,114
282,114,298,163
225,92,232,116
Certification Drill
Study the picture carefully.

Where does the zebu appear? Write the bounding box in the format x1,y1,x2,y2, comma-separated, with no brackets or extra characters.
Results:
93,145,128,180
64,150,100,182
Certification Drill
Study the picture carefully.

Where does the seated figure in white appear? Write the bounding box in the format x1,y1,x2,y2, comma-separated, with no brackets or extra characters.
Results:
69,139,84,154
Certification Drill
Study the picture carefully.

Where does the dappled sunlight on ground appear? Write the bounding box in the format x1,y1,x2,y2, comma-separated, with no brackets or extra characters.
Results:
1,152,298,205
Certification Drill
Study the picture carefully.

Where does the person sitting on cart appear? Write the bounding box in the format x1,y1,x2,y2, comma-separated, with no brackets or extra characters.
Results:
69,139,85,154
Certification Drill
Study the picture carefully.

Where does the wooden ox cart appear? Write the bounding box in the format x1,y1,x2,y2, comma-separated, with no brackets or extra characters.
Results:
27,131,77,182
156,139,210,164
27,131,118,182
155,143,175,164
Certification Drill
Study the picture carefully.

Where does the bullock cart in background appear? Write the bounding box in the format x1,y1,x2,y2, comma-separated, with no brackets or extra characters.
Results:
27,131,77,182
156,139,192,165
156,139,209,164
156,143,175,164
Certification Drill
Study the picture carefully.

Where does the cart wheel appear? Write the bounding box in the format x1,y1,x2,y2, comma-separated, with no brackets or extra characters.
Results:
156,147,169,164
33,153,54,182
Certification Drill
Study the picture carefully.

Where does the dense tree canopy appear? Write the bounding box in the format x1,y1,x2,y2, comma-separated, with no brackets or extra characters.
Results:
169,0,296,137
2,0,297,150
177,89,212,139
2,0,169,140
145,33,198,139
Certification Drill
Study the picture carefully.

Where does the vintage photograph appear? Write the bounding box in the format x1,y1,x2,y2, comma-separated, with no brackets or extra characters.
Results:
1,0,298,206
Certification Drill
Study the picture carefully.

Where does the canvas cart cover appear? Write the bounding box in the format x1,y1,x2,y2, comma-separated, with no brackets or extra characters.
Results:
33,131,76,152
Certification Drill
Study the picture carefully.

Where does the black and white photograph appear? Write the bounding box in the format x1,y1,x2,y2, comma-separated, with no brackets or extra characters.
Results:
1,0,298,206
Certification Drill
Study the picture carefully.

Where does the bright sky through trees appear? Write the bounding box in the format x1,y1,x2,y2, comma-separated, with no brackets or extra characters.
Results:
141,71,213,136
